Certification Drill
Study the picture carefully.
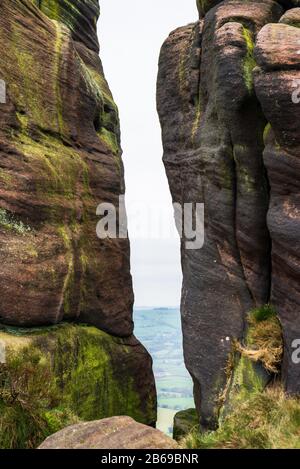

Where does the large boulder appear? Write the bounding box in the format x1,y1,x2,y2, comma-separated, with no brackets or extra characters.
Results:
157,0,300,429
0,324,157,448
0,0,133,336
38,416,178,449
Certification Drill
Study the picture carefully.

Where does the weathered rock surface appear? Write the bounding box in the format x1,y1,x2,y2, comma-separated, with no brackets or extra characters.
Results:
279,7,300,25
197,0,300,18
0,324,157,448
38,416,178,449
254,17,300,394
157,0,300,428
173,408,199,441
196,0,300,18
0,0,157,450
0,0,133,336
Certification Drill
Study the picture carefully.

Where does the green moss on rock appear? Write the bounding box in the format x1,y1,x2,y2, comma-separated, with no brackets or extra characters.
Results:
173,408,199,441
242,27,256,93
0,323,155,449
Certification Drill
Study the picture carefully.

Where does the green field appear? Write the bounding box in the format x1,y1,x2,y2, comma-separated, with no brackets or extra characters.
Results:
134,308,194,435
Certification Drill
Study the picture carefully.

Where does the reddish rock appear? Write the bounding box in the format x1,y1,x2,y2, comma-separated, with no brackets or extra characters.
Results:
255,23,300,70
196,0,298,18
38,416,179,449
0,0,133,336
254,19,300,395
158,0,300,428
279,7,300,26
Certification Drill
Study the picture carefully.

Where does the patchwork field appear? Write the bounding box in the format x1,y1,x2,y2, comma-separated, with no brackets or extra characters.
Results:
134,308,194,435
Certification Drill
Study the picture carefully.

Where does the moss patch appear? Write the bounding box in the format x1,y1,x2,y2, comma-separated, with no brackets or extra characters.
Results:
0,323,154,449
242,27,256,93
13,132,90,201
173,408,199,441
216,305,283,428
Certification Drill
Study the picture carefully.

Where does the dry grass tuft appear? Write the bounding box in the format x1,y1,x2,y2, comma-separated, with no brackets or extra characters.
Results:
235,306,283,374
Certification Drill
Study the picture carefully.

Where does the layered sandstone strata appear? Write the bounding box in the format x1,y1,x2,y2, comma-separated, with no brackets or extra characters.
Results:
157,0,300,428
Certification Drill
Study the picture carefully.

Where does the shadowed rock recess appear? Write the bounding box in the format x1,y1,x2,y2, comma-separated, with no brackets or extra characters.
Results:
0,0,156,448
157,0,300,429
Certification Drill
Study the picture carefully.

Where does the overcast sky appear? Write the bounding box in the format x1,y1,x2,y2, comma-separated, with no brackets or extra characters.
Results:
99,1,197,307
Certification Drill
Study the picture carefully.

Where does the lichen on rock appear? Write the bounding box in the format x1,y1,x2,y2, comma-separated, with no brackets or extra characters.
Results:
0,323,157,449
0,0,157,449
0,0,132,335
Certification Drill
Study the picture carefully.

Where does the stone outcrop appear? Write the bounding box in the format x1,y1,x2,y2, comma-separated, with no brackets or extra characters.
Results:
0,0,156,449
38,416,179,449
173,408,198,441
253,15,300,395
0,0,133,336
0,324,156,448
157,0,300,429
196,0,300,18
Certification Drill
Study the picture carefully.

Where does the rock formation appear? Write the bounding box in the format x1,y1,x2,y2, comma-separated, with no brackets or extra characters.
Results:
0,0,132,336
38,416,178,449
173,408,198,441
0,324,156,448
0,0,156,448
157,0,300,429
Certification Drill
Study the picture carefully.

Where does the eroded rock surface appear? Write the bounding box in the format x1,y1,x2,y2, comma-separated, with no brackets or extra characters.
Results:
254,19,300,394
173,408,199,441
0,0,157,449
0,0,133,336
157,0,300,428
0,324,157,448
38,416,178,449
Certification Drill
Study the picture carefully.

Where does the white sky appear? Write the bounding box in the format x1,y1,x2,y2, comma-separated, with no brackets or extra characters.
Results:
99,0,198,307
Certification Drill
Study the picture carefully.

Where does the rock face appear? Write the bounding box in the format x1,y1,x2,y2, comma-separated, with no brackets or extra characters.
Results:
157,0,300,428
0,0,133,336
38,416,179,449
0,0,157,449
0,324,156,448
197,1,300,18
254,17,300,395
173,408,199,441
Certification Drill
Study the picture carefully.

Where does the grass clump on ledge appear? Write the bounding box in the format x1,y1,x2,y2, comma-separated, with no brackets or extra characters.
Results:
235,304,283,374
181,387,300,449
